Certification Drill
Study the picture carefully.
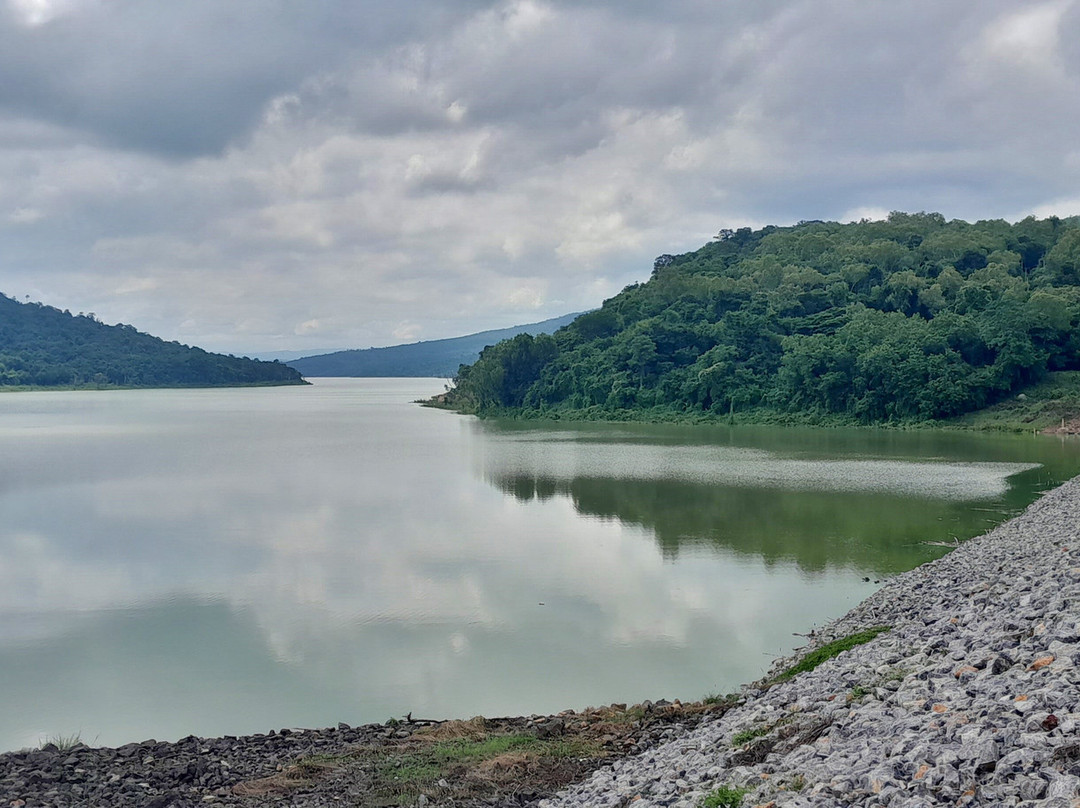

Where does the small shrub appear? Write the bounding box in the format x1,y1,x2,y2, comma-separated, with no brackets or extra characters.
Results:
700,784,748,808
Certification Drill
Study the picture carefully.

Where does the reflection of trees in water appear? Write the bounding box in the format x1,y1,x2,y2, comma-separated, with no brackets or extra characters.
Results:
491,474,993,575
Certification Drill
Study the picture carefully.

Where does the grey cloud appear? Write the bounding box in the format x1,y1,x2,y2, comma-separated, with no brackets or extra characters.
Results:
2,0,1080,353
0,1,488,157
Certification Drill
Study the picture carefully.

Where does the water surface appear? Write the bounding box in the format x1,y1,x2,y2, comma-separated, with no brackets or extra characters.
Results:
1,379,1076,751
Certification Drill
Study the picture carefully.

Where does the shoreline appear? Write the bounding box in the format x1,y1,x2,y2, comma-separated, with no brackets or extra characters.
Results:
0,699,733,807
547,474,1080,807
5,476,1080,807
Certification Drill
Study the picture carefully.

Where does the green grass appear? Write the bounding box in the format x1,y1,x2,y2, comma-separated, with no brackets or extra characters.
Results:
377,732,600,798
730,725,771,747
382,734,536,783
699,784,749,808
770,626,891,684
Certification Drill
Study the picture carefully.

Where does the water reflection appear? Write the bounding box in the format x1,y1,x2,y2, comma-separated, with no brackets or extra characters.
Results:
493,475,966,571
0,381,1076,752
477,421,1068,573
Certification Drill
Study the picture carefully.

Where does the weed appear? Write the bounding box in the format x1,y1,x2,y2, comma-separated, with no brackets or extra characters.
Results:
770,626,891,683
699,784,749,808
607,706,647,723
850,665,908,701
701,692,738,707
789,774,806,791
730,725,771,747
41,733,82,751
291,754,351,779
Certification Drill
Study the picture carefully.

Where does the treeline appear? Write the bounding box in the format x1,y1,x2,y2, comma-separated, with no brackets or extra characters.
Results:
0,294,305,388
446,213,1080,423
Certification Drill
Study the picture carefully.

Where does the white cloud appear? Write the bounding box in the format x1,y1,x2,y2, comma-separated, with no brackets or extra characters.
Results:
977,0,1073,76
6,0,81,27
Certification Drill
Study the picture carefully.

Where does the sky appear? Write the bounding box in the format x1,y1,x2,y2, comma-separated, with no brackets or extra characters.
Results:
1,0,1080,356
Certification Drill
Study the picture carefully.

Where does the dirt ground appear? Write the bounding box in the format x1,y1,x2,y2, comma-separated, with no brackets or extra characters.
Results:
1041,414,1080,435
229,699,735,807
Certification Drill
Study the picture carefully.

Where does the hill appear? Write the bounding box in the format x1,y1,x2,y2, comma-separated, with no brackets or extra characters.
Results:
286,313,582,378
0,294,305,388
445,213,1080,425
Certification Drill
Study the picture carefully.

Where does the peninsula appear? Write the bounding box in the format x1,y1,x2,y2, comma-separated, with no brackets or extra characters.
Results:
444,214,1080,429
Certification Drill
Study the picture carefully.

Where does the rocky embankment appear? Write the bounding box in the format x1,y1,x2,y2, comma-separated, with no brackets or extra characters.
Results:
6,477,1080,808
544,476,1080,808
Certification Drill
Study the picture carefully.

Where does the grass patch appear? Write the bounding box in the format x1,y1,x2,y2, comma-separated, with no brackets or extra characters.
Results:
770,626,891,684
375,732,602,804
730,725,771,747
700,784,749,808
380,734,537,784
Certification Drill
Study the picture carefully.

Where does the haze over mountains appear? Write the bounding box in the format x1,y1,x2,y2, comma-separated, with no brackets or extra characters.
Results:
286,313,582,378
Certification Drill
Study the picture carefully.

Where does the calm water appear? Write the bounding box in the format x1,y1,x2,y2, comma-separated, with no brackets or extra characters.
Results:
1,378,1077,751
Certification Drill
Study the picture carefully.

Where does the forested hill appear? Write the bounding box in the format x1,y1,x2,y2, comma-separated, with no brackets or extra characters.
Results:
287,312,581,378
0,294,305,388
445,213,1080,424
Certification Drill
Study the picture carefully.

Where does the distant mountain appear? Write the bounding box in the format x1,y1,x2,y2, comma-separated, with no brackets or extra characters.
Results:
249,349,340,363
0,294,305,388
287,313,584,378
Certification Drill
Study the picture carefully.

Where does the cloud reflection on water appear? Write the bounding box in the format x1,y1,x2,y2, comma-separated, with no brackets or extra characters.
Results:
0,380,1073,750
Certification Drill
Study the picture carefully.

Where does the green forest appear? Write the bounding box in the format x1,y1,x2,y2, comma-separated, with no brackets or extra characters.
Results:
445,213,1080,425
0,294,305,388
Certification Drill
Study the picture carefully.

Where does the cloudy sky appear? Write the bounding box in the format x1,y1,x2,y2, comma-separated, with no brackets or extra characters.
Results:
1,0,1079,355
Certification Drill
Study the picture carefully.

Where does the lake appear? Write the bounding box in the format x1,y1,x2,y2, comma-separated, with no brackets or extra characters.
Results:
1,378,1077,751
